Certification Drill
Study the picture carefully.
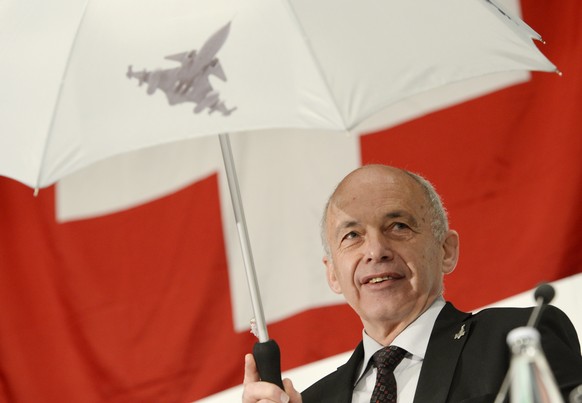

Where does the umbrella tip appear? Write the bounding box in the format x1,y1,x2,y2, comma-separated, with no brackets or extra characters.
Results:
555,69,563,77
33,188,39,197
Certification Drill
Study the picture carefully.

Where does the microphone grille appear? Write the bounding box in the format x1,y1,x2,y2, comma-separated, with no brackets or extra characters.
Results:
534,283,555,305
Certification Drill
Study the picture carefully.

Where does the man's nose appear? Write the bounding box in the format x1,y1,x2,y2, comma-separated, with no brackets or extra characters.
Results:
364,232,393,263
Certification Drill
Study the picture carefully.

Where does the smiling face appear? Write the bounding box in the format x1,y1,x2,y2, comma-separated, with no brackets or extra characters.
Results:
323,166,459,343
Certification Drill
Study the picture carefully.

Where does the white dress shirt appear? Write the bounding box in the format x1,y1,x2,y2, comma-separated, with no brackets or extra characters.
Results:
351,297,446,403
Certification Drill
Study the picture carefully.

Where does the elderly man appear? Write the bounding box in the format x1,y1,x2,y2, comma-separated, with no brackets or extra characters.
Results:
243,164,582,403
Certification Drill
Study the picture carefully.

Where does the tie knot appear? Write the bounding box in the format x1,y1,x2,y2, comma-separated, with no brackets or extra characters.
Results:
372,346,407,372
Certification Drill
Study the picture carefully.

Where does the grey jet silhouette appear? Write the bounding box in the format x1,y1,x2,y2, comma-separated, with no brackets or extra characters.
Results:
127,22,236,116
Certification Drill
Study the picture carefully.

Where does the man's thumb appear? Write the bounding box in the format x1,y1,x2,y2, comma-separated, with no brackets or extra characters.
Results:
282,378,302,402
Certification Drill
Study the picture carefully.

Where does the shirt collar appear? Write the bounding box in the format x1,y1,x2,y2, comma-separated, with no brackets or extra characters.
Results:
357,297,446,381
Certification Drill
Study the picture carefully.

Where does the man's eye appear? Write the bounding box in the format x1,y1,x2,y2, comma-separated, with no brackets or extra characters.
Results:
342,231,359,241
392,222,410,231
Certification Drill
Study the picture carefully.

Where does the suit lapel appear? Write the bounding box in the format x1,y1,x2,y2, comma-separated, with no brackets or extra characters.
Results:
413,302,472,403
330,342,364,403
304,342,363,403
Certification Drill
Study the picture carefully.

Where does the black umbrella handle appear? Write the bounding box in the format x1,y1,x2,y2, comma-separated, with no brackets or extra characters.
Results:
253,339,284,390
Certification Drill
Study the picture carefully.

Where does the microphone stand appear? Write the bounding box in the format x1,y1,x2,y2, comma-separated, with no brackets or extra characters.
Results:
493,283,556,403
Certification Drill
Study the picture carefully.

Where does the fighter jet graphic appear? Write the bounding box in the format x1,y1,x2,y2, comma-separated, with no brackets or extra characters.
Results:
127,22,236,116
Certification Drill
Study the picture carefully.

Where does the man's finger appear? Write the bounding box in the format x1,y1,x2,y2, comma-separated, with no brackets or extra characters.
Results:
283,378,302,403
243,353,260,384
242,354,293,403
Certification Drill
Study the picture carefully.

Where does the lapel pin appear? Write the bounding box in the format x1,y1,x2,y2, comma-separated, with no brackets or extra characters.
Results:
454,324,466,340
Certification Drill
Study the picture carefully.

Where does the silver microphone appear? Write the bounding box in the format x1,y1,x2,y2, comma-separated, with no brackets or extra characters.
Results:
570,385,582,403
493,283,556,403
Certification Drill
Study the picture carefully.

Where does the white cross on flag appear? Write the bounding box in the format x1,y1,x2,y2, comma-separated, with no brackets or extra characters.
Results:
0,0,581,402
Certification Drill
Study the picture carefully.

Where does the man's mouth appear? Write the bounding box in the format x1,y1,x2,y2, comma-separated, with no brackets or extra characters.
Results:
365,274,402,284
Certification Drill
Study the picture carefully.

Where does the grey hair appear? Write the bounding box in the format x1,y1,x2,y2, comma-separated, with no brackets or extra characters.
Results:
402,170,449,242
320,166,449,257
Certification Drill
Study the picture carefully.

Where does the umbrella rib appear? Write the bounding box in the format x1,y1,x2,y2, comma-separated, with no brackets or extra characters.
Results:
282,0,349,130
34,0,92,191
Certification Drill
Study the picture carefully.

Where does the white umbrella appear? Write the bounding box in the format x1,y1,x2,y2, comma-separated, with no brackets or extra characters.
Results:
0,0,556,386
0,0,555,189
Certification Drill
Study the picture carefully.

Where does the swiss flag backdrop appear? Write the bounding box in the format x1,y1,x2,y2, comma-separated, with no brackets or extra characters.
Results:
1,0,582,402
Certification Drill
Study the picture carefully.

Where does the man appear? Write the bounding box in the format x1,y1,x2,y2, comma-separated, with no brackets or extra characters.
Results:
242,164,582,403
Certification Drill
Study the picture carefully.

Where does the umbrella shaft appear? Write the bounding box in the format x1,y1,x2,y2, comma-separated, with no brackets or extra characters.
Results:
218,133,269,343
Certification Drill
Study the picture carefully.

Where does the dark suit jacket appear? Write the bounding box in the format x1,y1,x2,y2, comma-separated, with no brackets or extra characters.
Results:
302,302,582,403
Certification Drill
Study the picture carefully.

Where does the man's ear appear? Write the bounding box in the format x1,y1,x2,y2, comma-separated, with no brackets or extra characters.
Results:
323,255,342,294
441,230,460,275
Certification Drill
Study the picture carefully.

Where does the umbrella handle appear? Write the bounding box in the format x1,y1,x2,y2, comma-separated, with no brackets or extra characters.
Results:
253,339,284,390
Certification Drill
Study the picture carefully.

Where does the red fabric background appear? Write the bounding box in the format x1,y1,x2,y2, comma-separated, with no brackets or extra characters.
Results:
1,1,581,401
362,0,582,309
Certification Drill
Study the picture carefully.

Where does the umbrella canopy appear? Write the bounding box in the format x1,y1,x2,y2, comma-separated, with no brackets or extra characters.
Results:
0,0,555,189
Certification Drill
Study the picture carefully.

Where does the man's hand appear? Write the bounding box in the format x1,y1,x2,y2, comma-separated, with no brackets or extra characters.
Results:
242,354,302,403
